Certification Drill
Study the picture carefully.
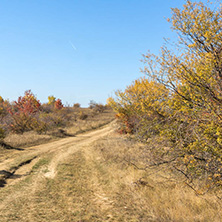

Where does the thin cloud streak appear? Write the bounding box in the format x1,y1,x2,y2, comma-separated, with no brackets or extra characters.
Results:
69,41,77,51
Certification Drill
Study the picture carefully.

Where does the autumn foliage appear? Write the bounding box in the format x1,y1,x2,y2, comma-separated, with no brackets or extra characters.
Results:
0,90,68,134
55,99,63,110
108,1,222,192
0,90,109,139
7,90,41,133
14,90,41,114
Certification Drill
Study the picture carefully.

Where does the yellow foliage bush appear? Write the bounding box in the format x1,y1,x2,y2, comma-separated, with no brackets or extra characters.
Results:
109,0,222,191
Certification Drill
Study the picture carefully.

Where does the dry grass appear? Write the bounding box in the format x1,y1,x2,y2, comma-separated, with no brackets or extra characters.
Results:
0,122,221,221
65,108,114,135
89,133,222,221
4,132,52,148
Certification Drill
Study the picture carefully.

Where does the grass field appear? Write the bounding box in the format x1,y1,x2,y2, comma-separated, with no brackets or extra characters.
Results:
0,121,221,221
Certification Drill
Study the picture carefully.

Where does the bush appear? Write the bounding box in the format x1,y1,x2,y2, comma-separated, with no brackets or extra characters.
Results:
109,1,222,192
108,78,169,136
89,100,106,113
48,96,56,105
73,103,80,108
8,90,41,133
0,127,5,141
54,99,63,110
79,111,88,120
41,103,53,113
0,99,10,118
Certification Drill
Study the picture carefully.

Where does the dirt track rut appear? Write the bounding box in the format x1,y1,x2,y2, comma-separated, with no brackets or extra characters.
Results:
0,123,113,182
0,123,114,211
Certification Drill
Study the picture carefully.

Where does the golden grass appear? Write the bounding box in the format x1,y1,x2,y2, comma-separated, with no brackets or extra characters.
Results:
89,133,222,221
4,131,52,148
0,120,221,221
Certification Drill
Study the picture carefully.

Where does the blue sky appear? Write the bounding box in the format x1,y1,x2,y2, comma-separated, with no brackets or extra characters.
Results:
0,0,192,106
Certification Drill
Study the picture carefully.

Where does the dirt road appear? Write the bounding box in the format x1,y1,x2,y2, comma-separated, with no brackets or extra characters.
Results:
0,123,113,181
0,123,120,221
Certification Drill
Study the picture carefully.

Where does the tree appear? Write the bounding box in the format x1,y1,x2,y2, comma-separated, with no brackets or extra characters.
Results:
109,1,222,191
141,1,222,190
48,96,56,105
108,77,169,135
54,99,63,110
8,90,41,133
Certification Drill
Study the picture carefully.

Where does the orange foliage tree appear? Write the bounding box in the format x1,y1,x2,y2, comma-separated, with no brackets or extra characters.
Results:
8,90,41,133
54,99,63,110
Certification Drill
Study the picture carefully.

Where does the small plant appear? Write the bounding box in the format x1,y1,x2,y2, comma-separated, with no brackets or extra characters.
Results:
79,111,88,120
48,96,56,105
0,127,5,142
73,103,80,108
0,96,4,103
89,100,106,113
54,99,63,110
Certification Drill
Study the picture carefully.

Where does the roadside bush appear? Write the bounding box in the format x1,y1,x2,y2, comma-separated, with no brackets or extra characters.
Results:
41,103,53,113
38,112,64,129
109,1,222,192
8,113,36,133
73,103,80,108
108,77,169,136
89,100,106,113
0,99,11,120
0,127,5,142
79,111,88,120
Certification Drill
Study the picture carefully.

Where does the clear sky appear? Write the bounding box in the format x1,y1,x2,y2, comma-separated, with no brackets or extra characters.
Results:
0,0,196,107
